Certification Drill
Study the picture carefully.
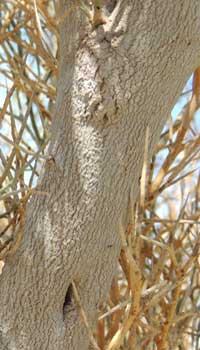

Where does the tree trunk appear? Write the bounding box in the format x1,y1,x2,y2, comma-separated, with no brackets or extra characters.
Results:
0,1,200,349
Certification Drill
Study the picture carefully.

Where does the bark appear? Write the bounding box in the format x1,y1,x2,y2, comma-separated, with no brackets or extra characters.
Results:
0,0,200,349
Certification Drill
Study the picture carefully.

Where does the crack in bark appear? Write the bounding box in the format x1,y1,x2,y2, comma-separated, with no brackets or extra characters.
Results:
63,283,75,319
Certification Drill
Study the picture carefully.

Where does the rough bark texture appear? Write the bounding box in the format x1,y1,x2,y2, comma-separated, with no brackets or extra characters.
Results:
0,1,200,349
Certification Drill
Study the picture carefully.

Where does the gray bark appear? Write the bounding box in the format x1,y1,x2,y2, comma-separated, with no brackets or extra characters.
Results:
0,0,200,349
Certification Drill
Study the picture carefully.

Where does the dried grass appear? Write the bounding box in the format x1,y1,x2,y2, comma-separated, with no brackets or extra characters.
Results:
96,70,200,350
0,1,199,350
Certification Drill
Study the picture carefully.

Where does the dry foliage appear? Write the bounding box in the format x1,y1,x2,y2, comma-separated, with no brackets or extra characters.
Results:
96,69,200,350
0,1,200,350
0,0,57,256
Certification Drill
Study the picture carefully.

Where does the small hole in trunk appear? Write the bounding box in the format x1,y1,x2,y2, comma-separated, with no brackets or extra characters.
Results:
105,0,118,13
63,284,73,316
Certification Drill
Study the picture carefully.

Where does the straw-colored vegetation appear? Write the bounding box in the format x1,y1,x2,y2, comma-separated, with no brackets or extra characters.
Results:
0,1,199,349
